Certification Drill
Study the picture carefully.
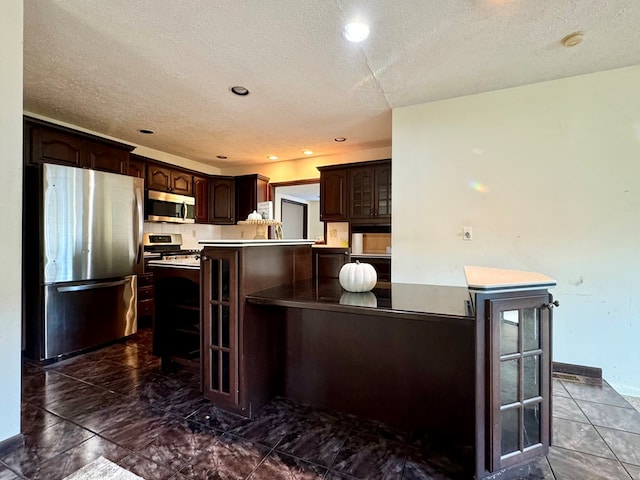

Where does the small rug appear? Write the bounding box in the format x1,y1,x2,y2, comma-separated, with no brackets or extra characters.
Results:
63,456,144,480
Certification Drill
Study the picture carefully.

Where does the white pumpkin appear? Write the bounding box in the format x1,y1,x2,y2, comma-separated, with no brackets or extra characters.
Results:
339,291,377,307
339,261,377,292
247,210,262,221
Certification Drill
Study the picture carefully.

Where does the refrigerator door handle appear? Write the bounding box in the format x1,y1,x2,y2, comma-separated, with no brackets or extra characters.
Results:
134,187,144,266
56,278,129,293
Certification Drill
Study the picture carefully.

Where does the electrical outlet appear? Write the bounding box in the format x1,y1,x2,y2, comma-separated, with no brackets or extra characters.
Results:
240,230,245,239
463,227,472,241
330,229,337,238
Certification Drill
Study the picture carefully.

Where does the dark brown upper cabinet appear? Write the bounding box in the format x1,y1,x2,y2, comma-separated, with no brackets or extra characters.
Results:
146,164,193,196
318,166,348,222
349,160,391,223
235,174,269,221
209,176,235,224
25,117,133,175
318,159,391,224
193,175,209,223
127,156,146,178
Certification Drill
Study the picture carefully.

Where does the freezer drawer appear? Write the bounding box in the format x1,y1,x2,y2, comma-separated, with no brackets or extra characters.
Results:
43,275,137,359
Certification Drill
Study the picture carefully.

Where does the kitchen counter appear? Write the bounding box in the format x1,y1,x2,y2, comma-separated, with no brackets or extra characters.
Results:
246,279,472,320
199,239,316,247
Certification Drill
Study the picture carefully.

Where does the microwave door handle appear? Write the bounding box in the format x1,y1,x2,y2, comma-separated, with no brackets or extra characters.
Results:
182,201,187,221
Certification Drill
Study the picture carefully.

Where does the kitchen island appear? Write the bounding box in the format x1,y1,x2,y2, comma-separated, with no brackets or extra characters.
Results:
236,265,557,480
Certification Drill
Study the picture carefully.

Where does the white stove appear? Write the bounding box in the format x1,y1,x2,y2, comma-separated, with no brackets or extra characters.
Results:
144,233,201,269
147,253,201,269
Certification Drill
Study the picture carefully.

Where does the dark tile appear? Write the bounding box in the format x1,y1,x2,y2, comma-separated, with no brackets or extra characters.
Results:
20,402,63,434
596,427,640,466
275,418,349,467
27,435,131,479
21,369,88,406
41,384,122,419
332,431,405,479
563,381,631,408
228,410,293,448
178,433,270,480
402,440,472,480
187,404,245,431
578,400,640,434
547,446,632,480
553,378,570,398
325,471,359,480
624,463,640,480
0,465,21,480
67,394,148,433
248,451,327,479
0,419,95,478
135,419,223,472
552,395,589,423
551,417,615,459
98,406,182,451
480,455,554,480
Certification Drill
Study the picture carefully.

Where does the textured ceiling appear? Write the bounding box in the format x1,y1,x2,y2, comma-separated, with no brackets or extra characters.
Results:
23,0,640,168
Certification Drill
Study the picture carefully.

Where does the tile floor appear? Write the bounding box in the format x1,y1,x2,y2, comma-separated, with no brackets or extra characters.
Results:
1,329,639,480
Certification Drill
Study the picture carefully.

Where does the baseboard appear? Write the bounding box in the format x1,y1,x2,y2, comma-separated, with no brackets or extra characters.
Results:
553,361,602,386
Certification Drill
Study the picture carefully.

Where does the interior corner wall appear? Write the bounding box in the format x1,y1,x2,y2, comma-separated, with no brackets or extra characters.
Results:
0,0,23,441
392,65,640,395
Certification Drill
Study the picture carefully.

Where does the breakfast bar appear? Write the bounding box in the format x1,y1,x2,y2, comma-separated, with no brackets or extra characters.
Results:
198,241,557,479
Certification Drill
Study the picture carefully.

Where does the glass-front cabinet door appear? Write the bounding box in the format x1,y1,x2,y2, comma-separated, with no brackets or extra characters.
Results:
488,294,551,471
201,249,240,410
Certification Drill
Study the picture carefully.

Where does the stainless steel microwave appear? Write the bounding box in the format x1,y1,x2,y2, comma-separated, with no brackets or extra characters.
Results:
145,190,196,223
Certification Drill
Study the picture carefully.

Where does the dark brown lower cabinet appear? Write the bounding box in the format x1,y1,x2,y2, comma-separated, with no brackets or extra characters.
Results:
474,289,553,479
200,244,312,415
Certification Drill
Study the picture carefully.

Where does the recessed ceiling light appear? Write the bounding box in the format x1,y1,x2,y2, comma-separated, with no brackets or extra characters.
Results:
230,86,250,96
561,32,584,47
137,129,154,134
216,155,228,160
268,155,279,160
303,150,314,155
343,22,370,43
334,137,347,142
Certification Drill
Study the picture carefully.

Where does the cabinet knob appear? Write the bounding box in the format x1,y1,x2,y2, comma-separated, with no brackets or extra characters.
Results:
541,300,560,310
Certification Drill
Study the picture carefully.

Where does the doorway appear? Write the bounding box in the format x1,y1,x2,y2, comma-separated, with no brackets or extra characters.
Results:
281,199,307,239
270,180,323,241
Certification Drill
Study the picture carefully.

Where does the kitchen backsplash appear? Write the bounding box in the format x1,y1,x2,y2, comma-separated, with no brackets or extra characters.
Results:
143,222,222,249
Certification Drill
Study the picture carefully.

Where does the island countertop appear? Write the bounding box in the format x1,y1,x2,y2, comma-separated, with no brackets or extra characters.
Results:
199,239,316,247
246,279,474,321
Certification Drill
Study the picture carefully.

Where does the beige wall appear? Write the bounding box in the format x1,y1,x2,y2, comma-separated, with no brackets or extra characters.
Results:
392,65,640,395
0,0,23,441
220,146,392,182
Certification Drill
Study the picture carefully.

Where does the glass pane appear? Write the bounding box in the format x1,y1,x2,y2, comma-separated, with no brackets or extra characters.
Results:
501,407,520,456
222,351,230,393
222,259,230,301
222,306,230,348
210,350,219,390
500,310,519,355
501,359,519,405
523,307,540,351
211,305,219,346
523,355,540,399
524,402,541,448
210,259,219,301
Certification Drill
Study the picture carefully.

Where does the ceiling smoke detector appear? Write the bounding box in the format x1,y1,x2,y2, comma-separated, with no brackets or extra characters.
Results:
216,155,228,160
137,128,154,134
561,32,584,48
334,137,347,142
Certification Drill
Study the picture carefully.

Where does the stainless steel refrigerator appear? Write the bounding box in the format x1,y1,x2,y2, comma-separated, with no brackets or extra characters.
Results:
30,164,144,360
